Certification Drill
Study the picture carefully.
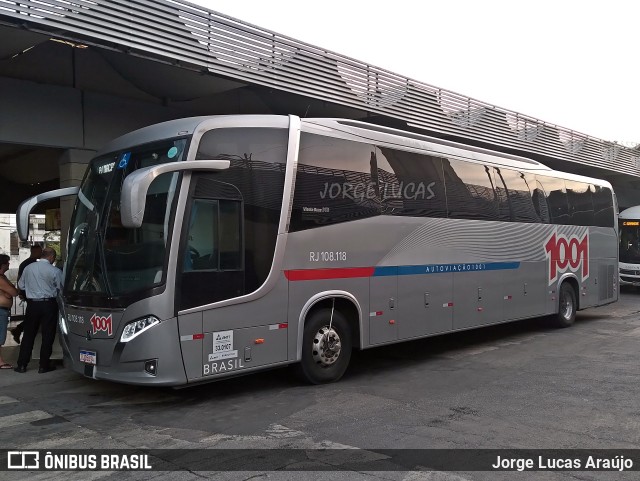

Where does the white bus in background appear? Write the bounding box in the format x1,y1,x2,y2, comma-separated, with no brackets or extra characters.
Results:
16,115,619,387
619,206,640,287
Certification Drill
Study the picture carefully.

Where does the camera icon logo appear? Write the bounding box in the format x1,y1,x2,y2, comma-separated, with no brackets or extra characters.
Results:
7,451,39,469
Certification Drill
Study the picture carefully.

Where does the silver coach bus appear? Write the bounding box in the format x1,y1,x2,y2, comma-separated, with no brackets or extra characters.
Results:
17,115,618,386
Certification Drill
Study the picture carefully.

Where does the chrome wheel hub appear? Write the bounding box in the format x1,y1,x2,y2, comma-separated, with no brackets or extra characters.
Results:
312,326,342,367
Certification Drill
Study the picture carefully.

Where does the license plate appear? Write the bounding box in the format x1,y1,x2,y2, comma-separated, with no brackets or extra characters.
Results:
80,350,96,365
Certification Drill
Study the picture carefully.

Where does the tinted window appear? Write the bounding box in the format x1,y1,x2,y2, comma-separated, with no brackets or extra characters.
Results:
531,180,551,224
183,199,219,272
593,185,615,228
494,168,540,223
181,203,244,309
183,199,243,272
443,159,500,221
374,147,447,218
179,127,287,309
536,176,569,224
566,181,595,226
493,168,512,221
290,134,380,231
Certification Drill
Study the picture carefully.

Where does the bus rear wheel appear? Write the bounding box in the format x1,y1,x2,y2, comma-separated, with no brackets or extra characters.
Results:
297,308,352,384
552,282,577,328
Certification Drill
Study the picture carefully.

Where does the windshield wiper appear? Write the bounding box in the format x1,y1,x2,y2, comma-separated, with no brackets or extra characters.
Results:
94,230,113,297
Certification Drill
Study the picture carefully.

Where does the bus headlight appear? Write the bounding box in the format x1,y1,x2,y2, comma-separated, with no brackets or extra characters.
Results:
59,315,68,335
120,316,160,343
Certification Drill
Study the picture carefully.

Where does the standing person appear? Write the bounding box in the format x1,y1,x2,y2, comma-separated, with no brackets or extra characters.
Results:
14,247,63,374
0,254,19,369
10,244,42,344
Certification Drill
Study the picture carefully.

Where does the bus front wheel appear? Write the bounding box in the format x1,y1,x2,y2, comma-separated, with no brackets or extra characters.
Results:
552,282,577,328
298,308,352,384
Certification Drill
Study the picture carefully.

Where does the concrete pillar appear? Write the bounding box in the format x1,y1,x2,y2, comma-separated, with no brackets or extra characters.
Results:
59,149,94,259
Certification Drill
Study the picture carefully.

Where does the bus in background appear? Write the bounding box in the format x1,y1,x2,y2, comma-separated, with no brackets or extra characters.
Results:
619,206,640,287
16,115,618,386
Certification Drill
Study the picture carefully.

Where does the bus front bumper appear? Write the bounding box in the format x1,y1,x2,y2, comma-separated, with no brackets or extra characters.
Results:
59,317,187,386
620,269,640,286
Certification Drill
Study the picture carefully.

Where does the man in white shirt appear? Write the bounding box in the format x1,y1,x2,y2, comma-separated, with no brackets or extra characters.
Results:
15,247,63,373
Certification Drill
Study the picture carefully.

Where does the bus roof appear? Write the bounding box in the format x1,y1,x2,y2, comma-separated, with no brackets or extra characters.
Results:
620,206,640,220
94,114,613,191
303,118,614,189
95,115,289,156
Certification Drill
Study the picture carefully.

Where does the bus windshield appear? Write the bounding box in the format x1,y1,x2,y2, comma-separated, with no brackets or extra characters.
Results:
64,138,187,303
620,220,640,264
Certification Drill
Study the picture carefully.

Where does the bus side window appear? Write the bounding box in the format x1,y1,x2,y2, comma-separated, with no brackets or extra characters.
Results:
219,200,242,270
183,199,242,272
536,175,569,225
443,158,501,221
183,199,219,271
193,127,287,293
179,195,245,310
494,168,539,223
290,134,380,231
566,180,595,226
531,182,551,224
374,147,448,218
592,185,615,228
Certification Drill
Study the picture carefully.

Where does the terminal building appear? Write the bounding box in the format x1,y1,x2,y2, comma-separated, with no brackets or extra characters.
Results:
1,0,639,255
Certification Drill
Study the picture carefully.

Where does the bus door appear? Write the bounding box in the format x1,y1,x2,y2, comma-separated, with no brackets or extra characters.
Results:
177,176,245,379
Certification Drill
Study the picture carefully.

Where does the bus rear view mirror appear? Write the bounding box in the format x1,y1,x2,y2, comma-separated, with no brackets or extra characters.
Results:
120,160,230,228
16,187,80,241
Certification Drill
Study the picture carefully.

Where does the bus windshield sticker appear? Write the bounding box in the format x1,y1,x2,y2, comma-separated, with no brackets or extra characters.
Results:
167,146,178,159
117,152,131,169
98,162,115,175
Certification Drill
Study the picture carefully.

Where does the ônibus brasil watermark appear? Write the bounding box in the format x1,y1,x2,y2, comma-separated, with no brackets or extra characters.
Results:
319,181,436,202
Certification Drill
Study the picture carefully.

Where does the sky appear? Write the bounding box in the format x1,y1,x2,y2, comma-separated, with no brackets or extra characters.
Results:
187,0,639,145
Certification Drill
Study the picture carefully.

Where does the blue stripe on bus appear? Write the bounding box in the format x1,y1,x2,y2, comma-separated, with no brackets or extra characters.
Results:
373,262,520,277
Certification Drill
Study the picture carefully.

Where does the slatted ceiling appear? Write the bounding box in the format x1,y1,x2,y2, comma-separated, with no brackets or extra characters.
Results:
400,88,451,126
1,0,638,178
284,55,343,85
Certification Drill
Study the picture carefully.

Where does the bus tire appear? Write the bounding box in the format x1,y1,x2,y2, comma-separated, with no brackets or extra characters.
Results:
297,308,352,384
552,282,577,328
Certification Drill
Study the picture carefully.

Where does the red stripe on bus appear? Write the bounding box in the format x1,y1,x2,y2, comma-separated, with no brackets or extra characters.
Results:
284,267,375,281
193,333,204,340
